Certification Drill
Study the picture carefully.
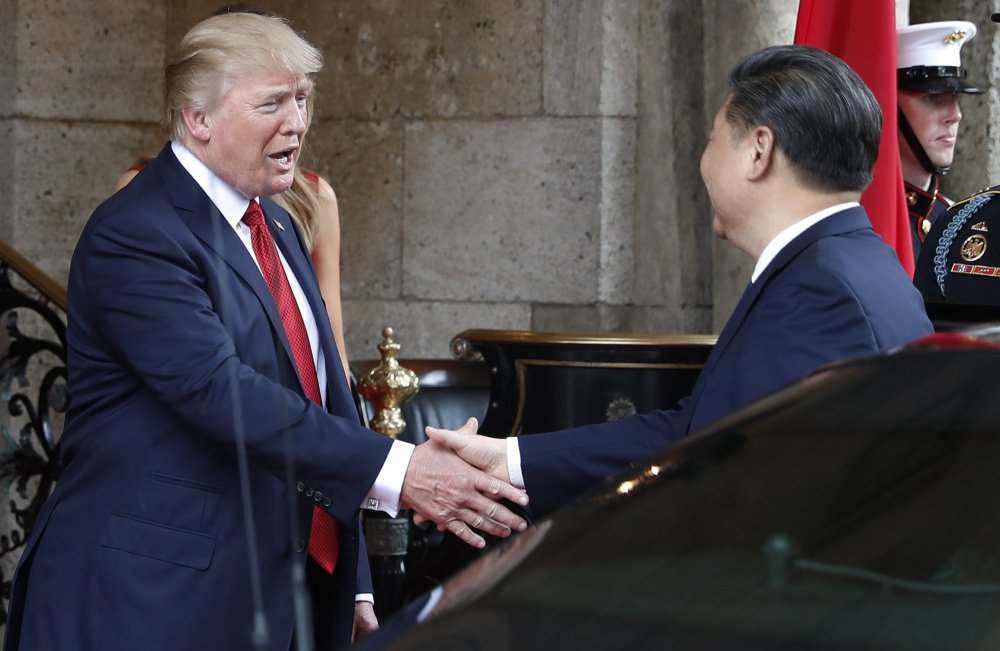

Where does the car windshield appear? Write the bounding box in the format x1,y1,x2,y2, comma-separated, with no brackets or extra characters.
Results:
369,346,1000,651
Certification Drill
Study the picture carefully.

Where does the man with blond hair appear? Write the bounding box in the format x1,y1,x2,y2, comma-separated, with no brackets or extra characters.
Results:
4,12,527,651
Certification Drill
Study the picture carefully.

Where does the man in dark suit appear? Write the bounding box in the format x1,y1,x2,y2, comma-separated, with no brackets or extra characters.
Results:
3,13,527,651
425,45,934,518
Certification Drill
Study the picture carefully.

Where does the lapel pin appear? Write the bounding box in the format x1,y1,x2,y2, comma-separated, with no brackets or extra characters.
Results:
273,219,285,232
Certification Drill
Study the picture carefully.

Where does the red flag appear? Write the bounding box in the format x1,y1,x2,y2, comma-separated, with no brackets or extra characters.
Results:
794,0,914,275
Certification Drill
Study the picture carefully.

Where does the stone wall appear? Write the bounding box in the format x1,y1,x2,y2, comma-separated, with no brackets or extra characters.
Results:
5,0,997,363
8,0,985,362
0,0,786,363
1,2,164,279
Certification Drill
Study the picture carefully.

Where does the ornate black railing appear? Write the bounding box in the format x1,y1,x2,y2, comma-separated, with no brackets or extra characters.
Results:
0,239,67,625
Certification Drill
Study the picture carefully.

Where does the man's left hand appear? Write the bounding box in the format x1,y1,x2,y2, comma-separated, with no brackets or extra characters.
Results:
353,601,379,642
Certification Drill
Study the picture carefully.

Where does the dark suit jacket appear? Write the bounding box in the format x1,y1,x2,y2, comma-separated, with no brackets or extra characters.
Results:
4,144,393,650
520,206,934,516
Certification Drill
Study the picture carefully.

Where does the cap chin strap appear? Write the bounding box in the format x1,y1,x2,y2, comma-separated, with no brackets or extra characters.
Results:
898,106,950,176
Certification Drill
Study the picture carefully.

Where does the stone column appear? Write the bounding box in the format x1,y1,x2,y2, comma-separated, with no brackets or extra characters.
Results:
630,0,713,335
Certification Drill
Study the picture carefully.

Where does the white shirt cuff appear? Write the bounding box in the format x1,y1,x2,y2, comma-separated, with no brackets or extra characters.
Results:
355,593,374,604
506,436,524,489
363,439,415,517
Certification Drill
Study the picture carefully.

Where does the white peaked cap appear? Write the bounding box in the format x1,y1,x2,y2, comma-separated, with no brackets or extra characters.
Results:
897,20,977,69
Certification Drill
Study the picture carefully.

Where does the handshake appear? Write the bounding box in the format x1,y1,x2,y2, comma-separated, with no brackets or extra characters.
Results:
399,417,516,548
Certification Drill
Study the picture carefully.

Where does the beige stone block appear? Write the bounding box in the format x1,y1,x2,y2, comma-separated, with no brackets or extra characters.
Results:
169,0,544,121
17,1,164,121
11,120,163,285
624,305,713,335
166,1,218,48
403,117,634,304
531,303,712,335
544,0,638,117
344,299,531,360
297,0,543,119
530,304,628,333
703,0,796,122
307,118,405,300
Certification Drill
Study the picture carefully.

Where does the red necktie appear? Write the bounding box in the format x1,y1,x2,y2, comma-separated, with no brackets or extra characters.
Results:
242,200,340,573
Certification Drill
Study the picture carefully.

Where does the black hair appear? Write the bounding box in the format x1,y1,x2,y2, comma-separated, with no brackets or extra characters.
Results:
725,45,882,193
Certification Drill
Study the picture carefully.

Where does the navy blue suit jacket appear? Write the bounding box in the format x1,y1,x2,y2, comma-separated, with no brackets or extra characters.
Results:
5,145,393,650
520,206,933,516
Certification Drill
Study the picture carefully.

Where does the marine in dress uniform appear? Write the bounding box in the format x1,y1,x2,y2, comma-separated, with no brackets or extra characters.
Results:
897,21,983,258
914,14,1000,309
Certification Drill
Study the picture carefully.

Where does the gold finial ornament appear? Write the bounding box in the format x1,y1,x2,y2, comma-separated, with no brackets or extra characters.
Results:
357,327,420,438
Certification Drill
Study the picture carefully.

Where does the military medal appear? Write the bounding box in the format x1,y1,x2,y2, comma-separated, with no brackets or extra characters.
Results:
960,233,987,261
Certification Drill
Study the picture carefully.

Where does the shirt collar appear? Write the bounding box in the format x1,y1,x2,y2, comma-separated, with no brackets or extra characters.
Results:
171,141,258,229
751,202,859,283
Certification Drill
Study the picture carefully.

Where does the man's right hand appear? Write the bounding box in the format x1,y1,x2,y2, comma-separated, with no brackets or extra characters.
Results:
400,430,527,549
424,418,510,483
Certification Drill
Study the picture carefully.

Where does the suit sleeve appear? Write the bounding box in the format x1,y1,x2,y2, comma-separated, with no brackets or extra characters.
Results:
519,399,691,518
517,262,894,519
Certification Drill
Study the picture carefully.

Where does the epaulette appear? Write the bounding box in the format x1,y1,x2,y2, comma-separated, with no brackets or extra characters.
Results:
933,192,996,296
948,186,1000,212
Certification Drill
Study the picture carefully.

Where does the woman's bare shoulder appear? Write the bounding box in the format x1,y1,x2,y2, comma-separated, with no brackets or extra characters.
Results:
312,173,338,203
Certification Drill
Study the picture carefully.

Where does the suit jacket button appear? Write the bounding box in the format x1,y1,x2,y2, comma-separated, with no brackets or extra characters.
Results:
323,497,332,507
296,481,305,493
313,491,323,503
305,487,314,497
295,538,306,553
